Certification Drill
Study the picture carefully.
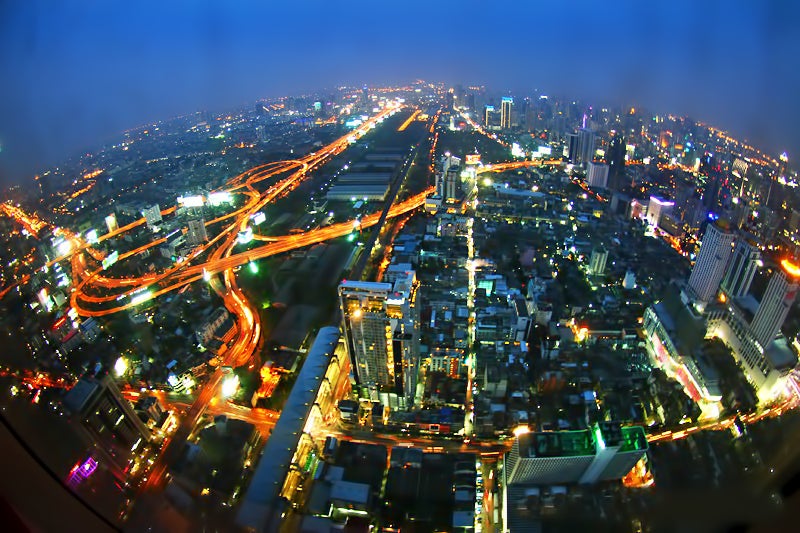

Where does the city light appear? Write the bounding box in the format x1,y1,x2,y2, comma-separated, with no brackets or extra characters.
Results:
114,356,128,377
221,375,240,398
248,261,259,274
781,259,800,278
512,425,530,437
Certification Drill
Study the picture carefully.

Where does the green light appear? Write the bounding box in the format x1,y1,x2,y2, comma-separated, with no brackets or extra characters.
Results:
249,261,259,274
347,233,356,242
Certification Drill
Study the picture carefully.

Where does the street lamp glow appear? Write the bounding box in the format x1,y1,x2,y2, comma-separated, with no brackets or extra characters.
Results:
249,261,259,274
203,268,211,282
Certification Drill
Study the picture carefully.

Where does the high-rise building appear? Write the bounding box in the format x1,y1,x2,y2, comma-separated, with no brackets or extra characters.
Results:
500,97,513,130
63,375,152,476
607,133,626,190
443,166,461,203
700,153,723,212
720,237,761,298
589,247,608,276
750,266,799,348
484,105,496,129
586,162,609,189
568,128,596,166
339,276,420,406
186,218,208,245
687,220,735,303
141,204,162,227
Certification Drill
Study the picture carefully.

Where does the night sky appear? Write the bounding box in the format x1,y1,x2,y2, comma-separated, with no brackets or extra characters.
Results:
1,0,799,184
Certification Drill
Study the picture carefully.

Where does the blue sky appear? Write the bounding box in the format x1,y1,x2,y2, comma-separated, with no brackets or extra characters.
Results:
1,0,799,183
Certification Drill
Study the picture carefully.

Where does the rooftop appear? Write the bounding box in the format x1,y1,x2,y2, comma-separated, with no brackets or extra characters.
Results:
518,430,595,458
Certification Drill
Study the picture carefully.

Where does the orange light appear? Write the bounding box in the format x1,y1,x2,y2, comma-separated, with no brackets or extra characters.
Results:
781,259,800,278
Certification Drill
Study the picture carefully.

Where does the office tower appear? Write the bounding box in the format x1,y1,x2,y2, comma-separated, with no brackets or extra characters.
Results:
750,265,799,348
362,84,369,106
64,375,152,475
500,96,513,130
141,204,162,227
589,247,608,276
568,129,596,166
646,196,675,229
687,220,735,303
580,128,596,165
484,105,495,128
721,237,761,298
339,277,419,406
606,133,626,189
105,213,118,233
186,218,208,245
586,162,609,189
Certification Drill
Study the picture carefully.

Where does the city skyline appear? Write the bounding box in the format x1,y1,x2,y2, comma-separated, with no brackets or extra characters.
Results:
2,0,800,184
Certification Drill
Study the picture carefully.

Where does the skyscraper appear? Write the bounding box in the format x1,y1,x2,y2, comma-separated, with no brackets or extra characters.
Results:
339,276,419,406
568,128,596,166
720,237,761,298
606,133,626,190
750,265,799,348
700,153,723,212
687,220,735,303
484,105,496,128
500,96,513,130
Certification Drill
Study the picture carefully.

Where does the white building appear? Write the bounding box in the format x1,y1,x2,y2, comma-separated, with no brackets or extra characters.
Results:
586,162,609,189
646,196,674,229
141,204,162,227
687,221,735,304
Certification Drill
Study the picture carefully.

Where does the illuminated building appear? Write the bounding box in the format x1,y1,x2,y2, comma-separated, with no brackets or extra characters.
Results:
586,162,609,189
186,217,208,245
484,105,494,127
503,423,647,531
338,274,419,407
720,237,760,298
588,247,608,276
504,423,647,486
104,213,118,233
645,196,675,229
237,327,347,532
706,262,799,400
141,204,162,227
687,220,735,304
750,266,798,348
63,375,151,476
500,96,513,130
